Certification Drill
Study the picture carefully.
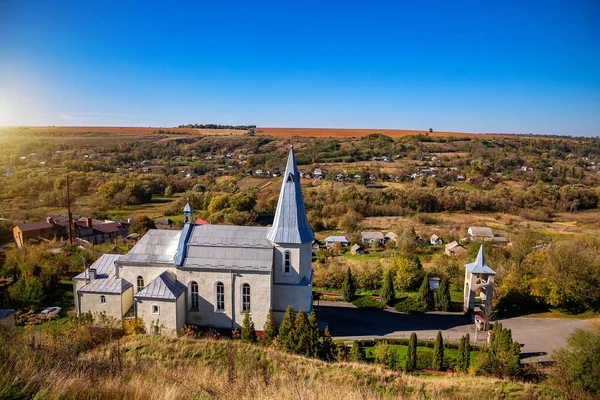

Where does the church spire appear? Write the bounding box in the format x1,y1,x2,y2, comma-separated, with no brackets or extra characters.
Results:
266,146,314,244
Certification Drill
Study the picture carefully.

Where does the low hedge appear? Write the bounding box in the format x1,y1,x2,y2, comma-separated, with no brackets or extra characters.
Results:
355,338,482,351
352,296,385,310
394,295,426,313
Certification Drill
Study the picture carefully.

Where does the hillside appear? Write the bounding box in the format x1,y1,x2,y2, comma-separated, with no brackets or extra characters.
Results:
1,332,556,400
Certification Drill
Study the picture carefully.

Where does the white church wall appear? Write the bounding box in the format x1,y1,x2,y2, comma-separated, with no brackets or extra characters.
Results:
272,243,312,285
117,263,177,293
137,298,178,335
272,284,313,320
80,292,123,320
73,278,87,313
121,286,133,316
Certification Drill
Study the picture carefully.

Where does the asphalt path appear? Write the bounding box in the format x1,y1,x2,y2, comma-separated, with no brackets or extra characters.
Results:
316,300,591,362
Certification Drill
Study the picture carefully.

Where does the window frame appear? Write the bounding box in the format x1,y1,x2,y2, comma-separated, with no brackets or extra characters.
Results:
100,295,106,304
215,281,225,312
241,283,251,313
190,281,199,311
137,276,145,293
152,304,160,315
283,250,292,275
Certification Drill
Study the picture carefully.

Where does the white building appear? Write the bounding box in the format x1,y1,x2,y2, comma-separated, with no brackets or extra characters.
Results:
74,147,314,335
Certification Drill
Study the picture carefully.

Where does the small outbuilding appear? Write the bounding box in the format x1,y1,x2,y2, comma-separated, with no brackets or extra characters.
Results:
0,309,16,330
445,241,466,256
361,231,385,246
430,234,443,245
350,244,365,255
384,231,399,244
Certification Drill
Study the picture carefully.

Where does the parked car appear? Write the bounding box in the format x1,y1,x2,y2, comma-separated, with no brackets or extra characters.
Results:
40,307,62,318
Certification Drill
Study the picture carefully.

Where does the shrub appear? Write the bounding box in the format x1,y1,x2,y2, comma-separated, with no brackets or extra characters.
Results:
276,306,296,351
342,267,356,302
380,268,395,306
241,312,257,343
262,308,277,346
406,332,417,371
418,275,434,311
457,333,471,373
349,341,366,362
352,296,385,310
294,310,311,356
432,331,445,371
394,295,426,313
373,343,395,369
124,318,146,335
435,276,451,311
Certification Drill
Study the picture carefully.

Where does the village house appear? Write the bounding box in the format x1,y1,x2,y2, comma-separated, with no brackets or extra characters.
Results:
350,244,364,255
361,231,385,246
445,241,466,256
74,147,315,334
324,235,349,248
430,234,443,245
13,218,67,248
384,231,398,245
467,226,494,241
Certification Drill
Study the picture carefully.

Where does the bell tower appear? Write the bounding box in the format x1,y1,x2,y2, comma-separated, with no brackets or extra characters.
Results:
183,203,194,224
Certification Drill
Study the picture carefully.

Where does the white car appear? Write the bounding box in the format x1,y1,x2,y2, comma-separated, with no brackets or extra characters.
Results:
40,307,62,318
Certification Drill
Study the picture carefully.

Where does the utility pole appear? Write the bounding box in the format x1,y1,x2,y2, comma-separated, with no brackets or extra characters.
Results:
66,175,74,244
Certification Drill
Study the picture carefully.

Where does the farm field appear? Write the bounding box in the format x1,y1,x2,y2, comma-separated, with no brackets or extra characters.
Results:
257,127,490,138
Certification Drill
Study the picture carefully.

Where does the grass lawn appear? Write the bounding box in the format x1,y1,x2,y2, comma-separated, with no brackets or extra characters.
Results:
450,181,478,191
342,248,387,261
522,308,600,320
364,343,478,369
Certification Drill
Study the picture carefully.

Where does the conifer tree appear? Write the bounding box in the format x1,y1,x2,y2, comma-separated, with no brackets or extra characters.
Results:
418,275,434,311
435,276,451,311
432,330,444,370
241,311,257,343
294,310,311,356
262,308,277,346
407,332,417,371
308,310,320,357
380,268,395,306
277,306,296,351
321,326,335,361
457,333,471,372
349,341,366,362
342,267,356,302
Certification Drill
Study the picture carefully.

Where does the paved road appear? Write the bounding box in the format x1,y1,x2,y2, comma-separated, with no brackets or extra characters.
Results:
316,301,591,362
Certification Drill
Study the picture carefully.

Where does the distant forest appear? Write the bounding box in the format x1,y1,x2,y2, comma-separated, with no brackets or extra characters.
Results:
178,124,256,130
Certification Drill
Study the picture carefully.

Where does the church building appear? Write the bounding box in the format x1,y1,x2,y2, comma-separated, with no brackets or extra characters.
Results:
73,147,314,334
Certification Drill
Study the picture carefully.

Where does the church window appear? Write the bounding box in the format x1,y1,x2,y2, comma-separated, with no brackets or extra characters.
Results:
190,281,199,311
100,295,106,304
216,282,225,311
137,276,145,292
152,305,160,315
284,251,291,274
242,283,251,313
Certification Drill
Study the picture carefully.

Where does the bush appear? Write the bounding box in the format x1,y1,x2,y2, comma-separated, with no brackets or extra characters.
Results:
373,343,395,369
394,296,426,313
124,318,146,335
380,268,395,306
342,267,356,302
352,296,385,310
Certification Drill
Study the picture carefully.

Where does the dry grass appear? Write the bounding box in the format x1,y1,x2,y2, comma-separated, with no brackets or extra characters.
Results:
1,329,557,400
257,127,499,139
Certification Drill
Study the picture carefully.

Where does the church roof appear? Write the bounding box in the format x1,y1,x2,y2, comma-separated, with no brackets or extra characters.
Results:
465,245,496,275
135,271,187,300
79,277,132,294
183,203,193,213
117,230,181,265
266,146,314,244
74,253,121,280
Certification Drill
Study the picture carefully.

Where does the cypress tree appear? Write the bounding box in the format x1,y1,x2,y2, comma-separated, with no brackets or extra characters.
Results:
277,306,296,351
435,276,451,311
342,267,356,302
308,310,320,357
349,341,366,362
418,275,434,311
432,330,444,371
407,332,417,371
380,268,395,306
262,308,277,346
294,310,311,356
321,326,334,361
241,311,257,343
457,333,471,372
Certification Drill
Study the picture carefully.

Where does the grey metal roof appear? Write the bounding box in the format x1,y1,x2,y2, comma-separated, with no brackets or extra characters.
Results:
361,231,385,240
183,203,193,212
465,245,496,275
0,309,16,319
188,224,272,248
117,229,181,264
325,236,348,243
469,226,493,237
266,146,314,244
79,277,133,294
135,271,187,300
74,254,121,279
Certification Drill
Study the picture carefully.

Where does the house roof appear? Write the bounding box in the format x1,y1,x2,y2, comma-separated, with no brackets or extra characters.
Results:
15,221,57,232
117,230,181,264
361,231,385,240
385,232,398,240
445,241,465,251
93,222,121,234
468,226,493,237
195,218,210,225
325,236,348,243
0,309,16,319
135,271,187,300
351,244,362,251
465,245,496,275
74,254,121,280
431,234,440,241
266,146,314,244
183,203,193,213
79,277,132,294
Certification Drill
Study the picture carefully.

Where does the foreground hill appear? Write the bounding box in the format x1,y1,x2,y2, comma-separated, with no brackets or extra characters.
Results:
1,332,556,400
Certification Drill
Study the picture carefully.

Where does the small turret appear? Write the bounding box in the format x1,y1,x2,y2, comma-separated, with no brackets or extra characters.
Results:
183,203,194,224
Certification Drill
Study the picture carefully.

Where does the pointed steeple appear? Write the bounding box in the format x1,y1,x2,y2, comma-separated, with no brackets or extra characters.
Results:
266,146,314,244
465,245,496,275
183,202,194,224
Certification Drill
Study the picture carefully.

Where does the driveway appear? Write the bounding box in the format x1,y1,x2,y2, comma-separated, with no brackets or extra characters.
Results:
316,301,591,362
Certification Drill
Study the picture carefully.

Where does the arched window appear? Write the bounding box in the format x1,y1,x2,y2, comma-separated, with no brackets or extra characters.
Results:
242,283,251,313
137,276,145,292
100,295,106,304
284,250,291,274
190,281,199,311
152,304,160,315
215,282,225,311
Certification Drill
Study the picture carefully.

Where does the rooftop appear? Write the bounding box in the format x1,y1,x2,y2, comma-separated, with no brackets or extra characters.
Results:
74,254,121,280
135,271,187,300
465,245,496,275
117,229,181,264
79,277,132,294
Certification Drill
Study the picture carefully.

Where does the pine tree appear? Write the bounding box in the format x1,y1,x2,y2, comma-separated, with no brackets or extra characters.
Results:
308,310,320,357
380,268,395,306
349,341,366,362
432,330,445,371
462,333,472,372
241,311,257,343
418,275,434,311
262,308,277,346
435,276,451,311
457,334,468,372
342,267,356,302
321,326,335,361
277,306,296,351
294,310,311,356
407,332,417,371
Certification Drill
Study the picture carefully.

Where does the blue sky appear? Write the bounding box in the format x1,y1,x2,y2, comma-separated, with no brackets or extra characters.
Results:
0,0,598,135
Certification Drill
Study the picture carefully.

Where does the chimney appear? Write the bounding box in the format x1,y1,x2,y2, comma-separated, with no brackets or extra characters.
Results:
86,217,93,227
88,268,96,280
46,217,55,225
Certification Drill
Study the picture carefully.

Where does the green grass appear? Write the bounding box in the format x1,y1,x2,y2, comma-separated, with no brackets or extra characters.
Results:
364,343,478,369
451,181,478,191
341,248,386,261
523,308,600,320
